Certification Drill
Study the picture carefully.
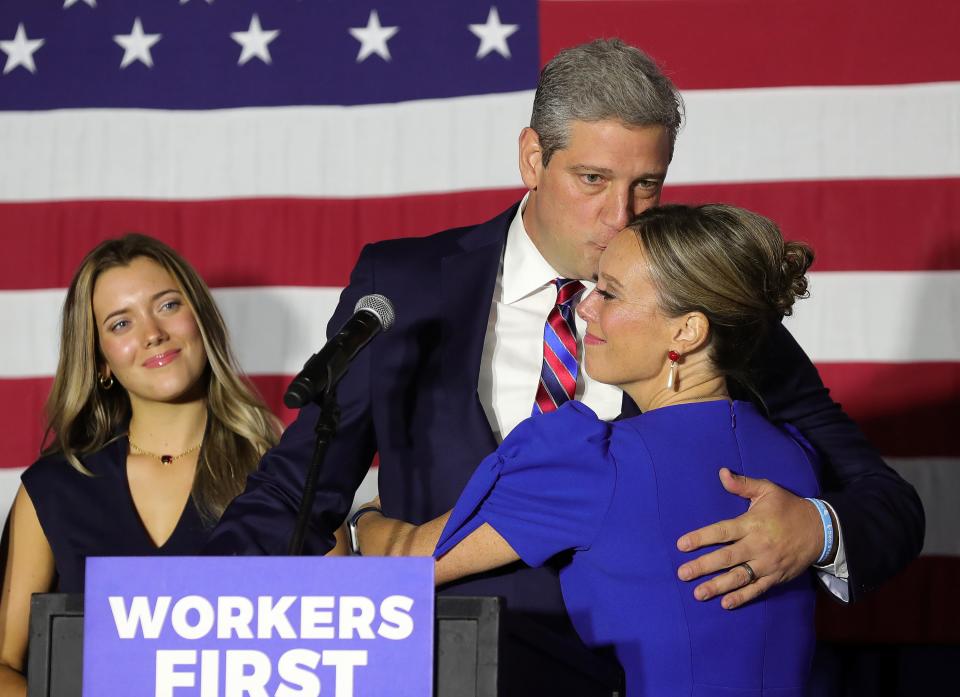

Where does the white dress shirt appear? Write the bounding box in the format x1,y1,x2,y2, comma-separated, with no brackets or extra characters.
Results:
475,199,848,599
477,197,622,444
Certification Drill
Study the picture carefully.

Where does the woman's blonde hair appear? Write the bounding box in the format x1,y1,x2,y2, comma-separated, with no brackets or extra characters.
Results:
43,233,281,522
628,204,814,394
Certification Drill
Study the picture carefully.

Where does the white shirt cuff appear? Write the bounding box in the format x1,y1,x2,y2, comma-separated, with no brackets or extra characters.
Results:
813,499,849,603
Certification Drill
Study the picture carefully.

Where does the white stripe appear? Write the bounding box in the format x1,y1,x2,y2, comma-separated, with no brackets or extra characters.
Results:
0,94,531,202
783,271,960,363
673,82,960,185
1,289,65,377
2,272,957,377
0,287,342,378
214,287,342,375
1,82,958,201
0,459,954,557
887,458,960,557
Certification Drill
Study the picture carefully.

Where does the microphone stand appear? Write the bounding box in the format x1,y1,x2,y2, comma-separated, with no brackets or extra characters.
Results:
287,365,341,556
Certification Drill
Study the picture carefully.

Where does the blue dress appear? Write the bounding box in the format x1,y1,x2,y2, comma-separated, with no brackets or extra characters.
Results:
435,400,819,697
21,436,209,593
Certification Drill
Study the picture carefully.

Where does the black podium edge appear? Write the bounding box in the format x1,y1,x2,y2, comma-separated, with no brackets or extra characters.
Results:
27,593,500,697
436,596,501,696
27,593,84,697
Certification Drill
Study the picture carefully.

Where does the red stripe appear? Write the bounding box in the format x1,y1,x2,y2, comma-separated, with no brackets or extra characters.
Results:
534,381,559,414
817,556,960,643
818,363,960,458
663,179,960,272
540,0,960,88
547,311,579,357
4,362,956,470
0,378,53,471
0,190,525,291
557,280,585,305
247,375,309,428
2,179,955,290
542,342,578,398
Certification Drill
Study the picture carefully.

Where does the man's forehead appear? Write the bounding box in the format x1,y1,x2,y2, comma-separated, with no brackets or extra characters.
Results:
564,117,668,140
557,119,670,169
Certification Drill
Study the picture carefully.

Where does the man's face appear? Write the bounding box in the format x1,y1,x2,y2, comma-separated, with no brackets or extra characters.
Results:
520,119,671,281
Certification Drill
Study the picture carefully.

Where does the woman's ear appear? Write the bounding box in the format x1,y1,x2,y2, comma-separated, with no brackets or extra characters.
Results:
518,127,544,191
671,312,710,354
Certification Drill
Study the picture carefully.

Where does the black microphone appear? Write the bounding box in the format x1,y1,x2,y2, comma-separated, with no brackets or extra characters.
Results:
283,294,395,409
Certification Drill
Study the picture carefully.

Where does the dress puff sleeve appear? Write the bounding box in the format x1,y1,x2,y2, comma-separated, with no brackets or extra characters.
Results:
434,401,618,568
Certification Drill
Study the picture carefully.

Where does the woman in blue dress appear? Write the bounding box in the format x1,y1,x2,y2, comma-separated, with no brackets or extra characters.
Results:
0,234,281,695
356,204,820,696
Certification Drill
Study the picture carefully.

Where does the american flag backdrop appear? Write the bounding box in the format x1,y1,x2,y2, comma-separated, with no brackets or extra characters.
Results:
1,0,957,644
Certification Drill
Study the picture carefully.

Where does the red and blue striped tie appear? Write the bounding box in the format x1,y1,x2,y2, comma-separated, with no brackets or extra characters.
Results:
533,278,585,415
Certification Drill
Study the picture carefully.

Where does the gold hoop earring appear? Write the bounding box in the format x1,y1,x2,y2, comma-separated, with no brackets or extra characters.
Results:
98,374,114,390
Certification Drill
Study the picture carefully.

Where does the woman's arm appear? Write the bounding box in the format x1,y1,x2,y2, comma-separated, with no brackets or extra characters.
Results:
355,500,520,586
0,486,56,696
357,509,448,557
431,522,520,586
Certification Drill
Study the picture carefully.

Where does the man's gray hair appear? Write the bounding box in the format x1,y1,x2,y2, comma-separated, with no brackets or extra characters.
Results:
531,39,684,165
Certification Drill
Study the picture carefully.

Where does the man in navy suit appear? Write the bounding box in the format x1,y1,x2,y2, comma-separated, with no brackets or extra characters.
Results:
210,39,923,695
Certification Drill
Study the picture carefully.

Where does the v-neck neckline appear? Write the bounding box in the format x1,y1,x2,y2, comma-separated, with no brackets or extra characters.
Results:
118,436,195,550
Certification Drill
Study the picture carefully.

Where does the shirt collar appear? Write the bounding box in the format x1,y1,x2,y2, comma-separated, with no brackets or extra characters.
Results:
502,193,596,304
502,193,566,304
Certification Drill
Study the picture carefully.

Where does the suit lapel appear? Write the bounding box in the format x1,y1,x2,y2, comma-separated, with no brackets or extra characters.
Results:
618,392,642,419
439,205,517,454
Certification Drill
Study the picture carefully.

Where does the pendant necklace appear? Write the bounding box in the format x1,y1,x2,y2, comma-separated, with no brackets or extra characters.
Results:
128,437,202,466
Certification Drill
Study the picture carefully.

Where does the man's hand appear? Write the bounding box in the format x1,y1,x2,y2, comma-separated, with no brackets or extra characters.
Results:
676,468,823,609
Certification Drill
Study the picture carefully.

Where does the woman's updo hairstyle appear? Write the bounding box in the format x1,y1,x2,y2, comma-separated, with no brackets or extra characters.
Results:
627,203,814,391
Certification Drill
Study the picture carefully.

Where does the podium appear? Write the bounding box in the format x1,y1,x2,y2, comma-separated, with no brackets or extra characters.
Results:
28,594,500,697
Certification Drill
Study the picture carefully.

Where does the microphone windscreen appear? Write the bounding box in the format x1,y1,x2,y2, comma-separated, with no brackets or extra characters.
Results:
354,294,396,331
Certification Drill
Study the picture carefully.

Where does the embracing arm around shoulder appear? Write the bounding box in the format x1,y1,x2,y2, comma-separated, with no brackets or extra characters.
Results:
0,486,57,696
356,508,519,586
676,324,924,607
759,324,924,599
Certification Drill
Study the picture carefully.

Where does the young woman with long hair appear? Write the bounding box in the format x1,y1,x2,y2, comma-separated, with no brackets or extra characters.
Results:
0,234,281,694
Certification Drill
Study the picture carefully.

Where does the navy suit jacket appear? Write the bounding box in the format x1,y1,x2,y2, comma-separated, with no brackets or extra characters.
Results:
210,203,924,606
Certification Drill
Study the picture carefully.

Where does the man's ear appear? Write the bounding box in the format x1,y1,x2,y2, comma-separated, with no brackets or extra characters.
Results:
518,127,543,190
672,312,710,354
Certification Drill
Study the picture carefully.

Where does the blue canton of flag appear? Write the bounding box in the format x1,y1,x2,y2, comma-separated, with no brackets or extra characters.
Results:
0,1,539,109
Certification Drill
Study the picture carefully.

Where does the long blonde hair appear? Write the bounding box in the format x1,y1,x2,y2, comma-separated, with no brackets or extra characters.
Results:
43,234,281,522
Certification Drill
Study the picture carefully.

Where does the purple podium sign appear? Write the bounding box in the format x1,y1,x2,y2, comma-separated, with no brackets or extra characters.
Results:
83,556,434,697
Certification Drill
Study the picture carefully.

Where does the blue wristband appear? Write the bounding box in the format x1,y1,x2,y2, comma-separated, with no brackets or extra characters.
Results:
805,498,834,565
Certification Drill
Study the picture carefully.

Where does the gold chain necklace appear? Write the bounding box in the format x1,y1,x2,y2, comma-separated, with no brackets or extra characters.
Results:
128,437,202,466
